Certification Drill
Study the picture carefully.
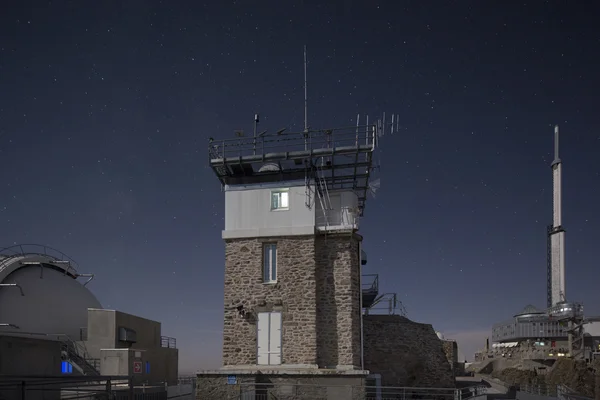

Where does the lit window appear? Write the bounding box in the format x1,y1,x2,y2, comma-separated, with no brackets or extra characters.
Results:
61,361,73,374
263,244,277,283
145,361,150,374
271,190,289,210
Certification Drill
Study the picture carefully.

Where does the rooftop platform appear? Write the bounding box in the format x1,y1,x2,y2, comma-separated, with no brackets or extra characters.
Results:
208,123,378,215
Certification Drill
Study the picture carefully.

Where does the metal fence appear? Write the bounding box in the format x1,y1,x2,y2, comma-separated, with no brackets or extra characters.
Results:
0,375,190,400
516,384,594,400
228,382,488,400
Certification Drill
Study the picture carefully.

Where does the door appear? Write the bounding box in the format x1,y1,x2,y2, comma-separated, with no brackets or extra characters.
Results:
257,312,282,365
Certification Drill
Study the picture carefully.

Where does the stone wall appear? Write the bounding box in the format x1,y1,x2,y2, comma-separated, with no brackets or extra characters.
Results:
222,234,361,368
441,340,458,367
315,234,362,369
197,372,366,400
223,236,318,366
363,315,455,388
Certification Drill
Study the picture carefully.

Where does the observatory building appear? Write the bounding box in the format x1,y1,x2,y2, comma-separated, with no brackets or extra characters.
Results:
198,115,455,398
479,126,600,371
0,244,178,386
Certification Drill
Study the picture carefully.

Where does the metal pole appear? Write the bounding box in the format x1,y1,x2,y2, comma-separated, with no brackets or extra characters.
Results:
304,45,308,151
253,114,259,156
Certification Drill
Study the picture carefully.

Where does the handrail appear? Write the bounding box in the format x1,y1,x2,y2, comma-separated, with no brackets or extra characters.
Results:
209,124,376,162
0,244,81,271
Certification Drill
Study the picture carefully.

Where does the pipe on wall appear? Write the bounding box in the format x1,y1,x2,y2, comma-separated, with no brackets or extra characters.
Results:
359,239,364,371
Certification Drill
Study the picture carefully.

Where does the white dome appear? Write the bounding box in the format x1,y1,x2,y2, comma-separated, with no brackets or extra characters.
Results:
0,264,101,339
436,331,445,340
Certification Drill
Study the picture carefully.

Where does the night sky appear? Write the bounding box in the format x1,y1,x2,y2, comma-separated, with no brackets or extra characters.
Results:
1,1,599,372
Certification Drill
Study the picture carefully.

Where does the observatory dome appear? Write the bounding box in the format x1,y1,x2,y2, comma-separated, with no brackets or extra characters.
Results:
521,304,541,314
514,304,545,319
258,163,281,173
0,248,101,340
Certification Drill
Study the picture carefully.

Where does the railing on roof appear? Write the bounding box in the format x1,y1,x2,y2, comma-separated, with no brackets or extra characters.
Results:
226,382,488,400
0,244,81,276
361,274,379,309
208,124,378,215
161,336,177,349
208,124,376,163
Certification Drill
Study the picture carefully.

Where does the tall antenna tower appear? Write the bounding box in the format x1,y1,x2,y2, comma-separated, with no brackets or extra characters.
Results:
548,125,566,307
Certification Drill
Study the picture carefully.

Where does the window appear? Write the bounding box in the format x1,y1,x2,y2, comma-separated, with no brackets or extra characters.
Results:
61,361,73,374
263,244,277,283
271,190,289,210
257,312,282,365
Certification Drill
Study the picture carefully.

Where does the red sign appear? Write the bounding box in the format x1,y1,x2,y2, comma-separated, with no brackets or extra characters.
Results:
133,361,142,374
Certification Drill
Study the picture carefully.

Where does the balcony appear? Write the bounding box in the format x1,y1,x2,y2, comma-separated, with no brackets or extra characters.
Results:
547,301,584,320
316,206,359,232
361,274,379,308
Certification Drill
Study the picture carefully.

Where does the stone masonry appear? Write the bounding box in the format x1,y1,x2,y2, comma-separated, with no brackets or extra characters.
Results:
363,315,455,388
442,339,462,377
315,234,362,369
223,235,318,366
197,372,366,400
222,233,362,368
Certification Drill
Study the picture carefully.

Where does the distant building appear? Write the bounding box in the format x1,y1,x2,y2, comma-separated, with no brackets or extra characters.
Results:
0,245,178,387
488,304,600,363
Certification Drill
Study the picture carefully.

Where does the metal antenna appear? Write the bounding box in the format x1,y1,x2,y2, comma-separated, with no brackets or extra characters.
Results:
304,45,308,134
253,114,259,155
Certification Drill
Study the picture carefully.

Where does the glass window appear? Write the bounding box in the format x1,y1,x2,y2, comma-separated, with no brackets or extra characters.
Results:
61,361,73,374
263,244,277,283
271,190,289,210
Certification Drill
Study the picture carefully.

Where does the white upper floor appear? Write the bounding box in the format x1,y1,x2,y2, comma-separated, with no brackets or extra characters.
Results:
222,180,360,239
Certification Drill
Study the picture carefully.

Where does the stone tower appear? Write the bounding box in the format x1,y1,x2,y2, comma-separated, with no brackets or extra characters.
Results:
208,119,378,372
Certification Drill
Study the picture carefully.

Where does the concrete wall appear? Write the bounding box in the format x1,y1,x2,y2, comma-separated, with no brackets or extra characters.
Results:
86,309,162,359
197,372,366,400
222,234,361,369
87,309,177,385
86,309,117,359
223,182,315,239
223,183,360,239
0,335,61,375
100,348,178,385
363,315,455,388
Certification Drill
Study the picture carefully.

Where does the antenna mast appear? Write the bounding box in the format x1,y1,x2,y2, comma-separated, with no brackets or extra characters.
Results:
304,46,308,132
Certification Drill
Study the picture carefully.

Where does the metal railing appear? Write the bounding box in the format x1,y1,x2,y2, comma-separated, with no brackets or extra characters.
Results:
0,375,194,400
161,336,177,349
0,244,81,272
61,336,101,376
517,384,594,400
208,124,376,162
362,274,379,292
0,375,134,400
196,382,487,400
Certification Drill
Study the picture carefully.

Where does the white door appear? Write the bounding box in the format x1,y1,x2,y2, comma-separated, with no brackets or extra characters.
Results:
257,312,282,365
269,312,282,365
